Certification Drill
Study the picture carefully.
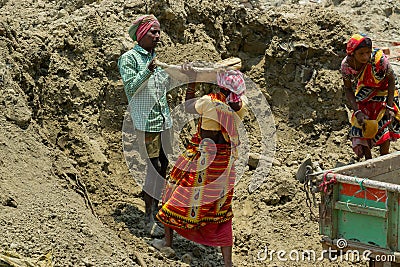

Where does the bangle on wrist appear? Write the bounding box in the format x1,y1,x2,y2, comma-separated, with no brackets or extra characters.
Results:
386,105,395,111
354,110,362,117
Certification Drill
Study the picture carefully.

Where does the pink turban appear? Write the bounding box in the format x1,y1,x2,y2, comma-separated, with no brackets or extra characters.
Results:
128,14,159,42
217,70,246,103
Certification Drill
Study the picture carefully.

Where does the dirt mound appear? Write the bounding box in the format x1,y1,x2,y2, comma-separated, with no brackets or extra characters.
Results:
1,0,399,266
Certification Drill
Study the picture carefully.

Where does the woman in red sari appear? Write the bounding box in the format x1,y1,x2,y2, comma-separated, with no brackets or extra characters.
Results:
341,33,400,159
153,67,247,267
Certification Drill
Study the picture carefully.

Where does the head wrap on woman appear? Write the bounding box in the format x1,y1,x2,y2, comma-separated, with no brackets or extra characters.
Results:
128,14,159,42
217,70,246,103
346,33,371,56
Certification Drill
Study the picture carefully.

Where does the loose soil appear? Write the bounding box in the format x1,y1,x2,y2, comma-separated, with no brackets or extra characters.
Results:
1,0,399,266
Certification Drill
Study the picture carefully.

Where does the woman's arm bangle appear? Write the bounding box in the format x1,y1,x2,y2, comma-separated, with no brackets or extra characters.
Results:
354,110,362,117
386,105,395,111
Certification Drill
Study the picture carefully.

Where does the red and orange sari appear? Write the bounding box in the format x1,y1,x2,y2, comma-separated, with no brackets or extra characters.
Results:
342,49,400,147
156,92,239,247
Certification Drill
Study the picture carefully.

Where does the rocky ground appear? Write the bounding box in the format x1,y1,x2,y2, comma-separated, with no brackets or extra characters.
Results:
0,0,399,266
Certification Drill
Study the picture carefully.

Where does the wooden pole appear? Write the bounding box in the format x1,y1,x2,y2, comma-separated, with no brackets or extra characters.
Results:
134,251,147,267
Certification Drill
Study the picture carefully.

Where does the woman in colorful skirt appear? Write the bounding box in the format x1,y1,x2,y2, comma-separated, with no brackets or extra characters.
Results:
153,67,247,267
341,33,400,159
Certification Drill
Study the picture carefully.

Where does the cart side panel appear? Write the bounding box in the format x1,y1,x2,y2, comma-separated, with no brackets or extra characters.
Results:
316,155,400,259
337,210,387,247
388,192,399,252
335,182,389,248
339,183,388,208
319,181,339,238
319,191,332,237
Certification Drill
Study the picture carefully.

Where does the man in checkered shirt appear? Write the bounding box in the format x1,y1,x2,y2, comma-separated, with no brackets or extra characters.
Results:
118,14,171,237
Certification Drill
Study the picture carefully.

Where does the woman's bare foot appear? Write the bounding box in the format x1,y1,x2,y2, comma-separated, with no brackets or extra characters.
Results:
151,238,176,258
151,238,167,250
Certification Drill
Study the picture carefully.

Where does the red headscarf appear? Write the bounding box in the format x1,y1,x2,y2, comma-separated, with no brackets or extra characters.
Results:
128,14,159,42
346,33,369,55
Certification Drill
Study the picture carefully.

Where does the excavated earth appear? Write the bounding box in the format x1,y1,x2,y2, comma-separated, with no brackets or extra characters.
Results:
0,0,400,266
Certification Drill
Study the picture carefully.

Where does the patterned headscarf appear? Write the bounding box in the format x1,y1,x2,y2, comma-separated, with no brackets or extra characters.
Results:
217,70,246,103
128,14,159,42
346,33,371,55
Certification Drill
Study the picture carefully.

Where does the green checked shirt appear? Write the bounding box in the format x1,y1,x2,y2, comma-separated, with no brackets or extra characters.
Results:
118,45,172,132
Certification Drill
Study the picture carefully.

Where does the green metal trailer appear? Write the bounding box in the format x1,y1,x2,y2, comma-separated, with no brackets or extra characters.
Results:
305,152,400,267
